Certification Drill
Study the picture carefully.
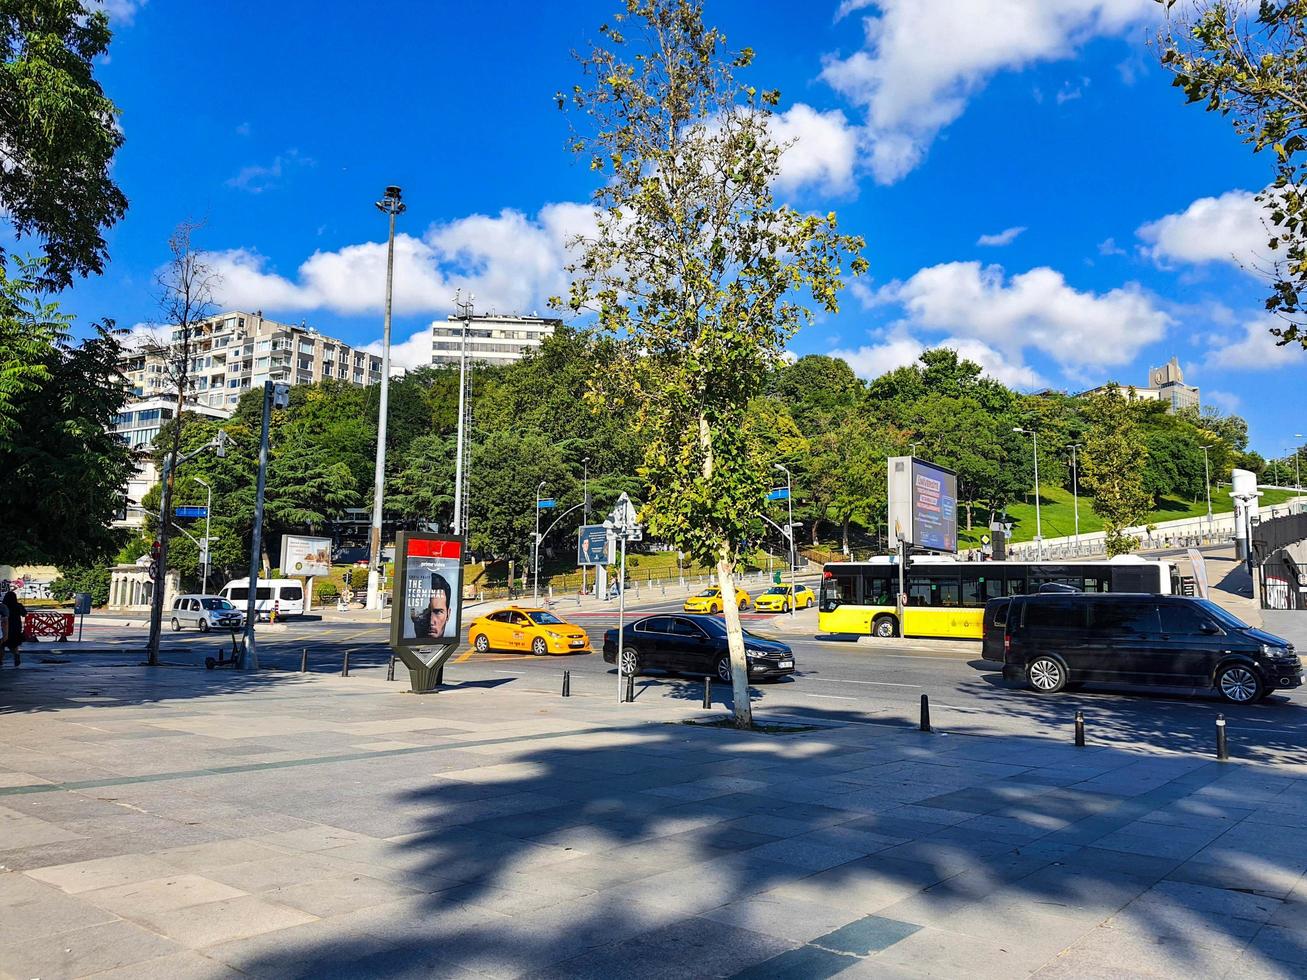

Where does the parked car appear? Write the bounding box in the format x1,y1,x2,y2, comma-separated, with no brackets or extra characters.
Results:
219,579,305,619
753,584,816,613
683,586,752,613
170,595,244,632
980,597,1011,662
603,614,794,683
465,606,591,655
998,593,1301,704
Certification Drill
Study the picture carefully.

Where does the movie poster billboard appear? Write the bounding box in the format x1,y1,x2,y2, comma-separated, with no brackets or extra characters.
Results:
390,532,464,649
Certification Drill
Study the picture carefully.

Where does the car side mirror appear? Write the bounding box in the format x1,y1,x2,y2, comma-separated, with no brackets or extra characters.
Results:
1200,621,1220,635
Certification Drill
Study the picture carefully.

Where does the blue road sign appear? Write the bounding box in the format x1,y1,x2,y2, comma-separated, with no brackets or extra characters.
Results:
537,498,556,509
766,487,790,501
175,505,208,519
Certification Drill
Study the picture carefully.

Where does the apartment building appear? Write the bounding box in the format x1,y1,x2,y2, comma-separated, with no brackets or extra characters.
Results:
431,313,562,367
113,311,384,527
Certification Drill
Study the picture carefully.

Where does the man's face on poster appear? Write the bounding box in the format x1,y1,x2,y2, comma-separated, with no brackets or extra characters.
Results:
427,589,450,635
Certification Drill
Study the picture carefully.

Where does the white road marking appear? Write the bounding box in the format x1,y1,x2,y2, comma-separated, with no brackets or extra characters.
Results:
808,678,921,688
802,693,860,701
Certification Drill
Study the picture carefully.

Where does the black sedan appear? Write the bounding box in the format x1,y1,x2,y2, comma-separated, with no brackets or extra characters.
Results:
602,614,795,683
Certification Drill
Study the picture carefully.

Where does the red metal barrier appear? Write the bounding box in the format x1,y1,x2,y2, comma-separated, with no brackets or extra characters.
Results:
23,612,74,642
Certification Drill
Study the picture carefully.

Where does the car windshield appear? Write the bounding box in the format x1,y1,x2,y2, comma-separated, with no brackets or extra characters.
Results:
695,589,718,598
529,612,565,626
763,587,788,595
201,598,234,610
1194,599,1250,631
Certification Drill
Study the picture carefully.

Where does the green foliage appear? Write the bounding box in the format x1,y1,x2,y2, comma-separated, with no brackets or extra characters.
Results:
314,580,339,601
49,564,110,606
1081,389,1153,556
1156,1,1307,346
0,1,128,289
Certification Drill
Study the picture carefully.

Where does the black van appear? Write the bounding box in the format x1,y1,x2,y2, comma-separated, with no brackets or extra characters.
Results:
998,593,1301,704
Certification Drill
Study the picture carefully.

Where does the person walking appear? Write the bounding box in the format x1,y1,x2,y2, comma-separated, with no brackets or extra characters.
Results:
3,590,25,666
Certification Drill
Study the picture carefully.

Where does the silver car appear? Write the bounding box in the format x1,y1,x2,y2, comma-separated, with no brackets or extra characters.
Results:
170,595,244,632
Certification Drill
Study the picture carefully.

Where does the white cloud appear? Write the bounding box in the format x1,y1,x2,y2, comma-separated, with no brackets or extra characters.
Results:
1137,189,1270,272
976,226,1025,247
832,330,1046,387
1203,318,1307,371
205,202,597,318
821,1,1154,183
1204,389,1242,413
879,261,1171,374
362,327,433,375
770,104,860,196
1097,237,1125,257
226,149,314,194
91,0,146,24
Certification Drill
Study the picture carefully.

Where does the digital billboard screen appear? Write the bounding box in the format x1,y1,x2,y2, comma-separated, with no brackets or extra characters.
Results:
911,460,958,553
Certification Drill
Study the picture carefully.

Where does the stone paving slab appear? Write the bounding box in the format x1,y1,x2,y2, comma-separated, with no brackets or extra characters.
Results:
3,662,1307,978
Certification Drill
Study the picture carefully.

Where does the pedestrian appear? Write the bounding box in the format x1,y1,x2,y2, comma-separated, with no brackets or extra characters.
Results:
3,590,25,667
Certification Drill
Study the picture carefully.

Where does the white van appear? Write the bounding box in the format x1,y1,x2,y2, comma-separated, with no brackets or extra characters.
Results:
220,579,305,620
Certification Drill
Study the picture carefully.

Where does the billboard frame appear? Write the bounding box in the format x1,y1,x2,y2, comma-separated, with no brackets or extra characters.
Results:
388,531,466,693
887,455,959,554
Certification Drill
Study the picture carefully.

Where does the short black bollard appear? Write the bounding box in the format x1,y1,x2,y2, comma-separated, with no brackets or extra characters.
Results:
386,656,396,682
1074,710,1085,748
341,650,350,677
703,675,712,709
300,647,308,673
624,673,635,703
1216,713,1229,761
562,670,571,697
919,693,931,732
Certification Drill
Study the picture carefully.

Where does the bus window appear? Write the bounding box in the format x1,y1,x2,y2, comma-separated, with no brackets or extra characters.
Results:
961,572,985,608
985,576,1004,602
864,576,893,607
938,579,961,606
907,577,933,606
820,568,859,610
1005,576,1027,596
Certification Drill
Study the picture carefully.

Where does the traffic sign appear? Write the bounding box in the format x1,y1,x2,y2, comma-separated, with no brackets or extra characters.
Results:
766,487,790,501
175,505,207,519
147,561,159,581
537,498,556,510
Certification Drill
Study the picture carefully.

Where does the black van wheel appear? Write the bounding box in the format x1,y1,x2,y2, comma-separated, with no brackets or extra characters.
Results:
1217,663,1262,704
872,616,897,638
1027,656,1067,694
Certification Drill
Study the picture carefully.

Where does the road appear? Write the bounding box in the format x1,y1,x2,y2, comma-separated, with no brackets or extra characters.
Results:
33,597,1307,767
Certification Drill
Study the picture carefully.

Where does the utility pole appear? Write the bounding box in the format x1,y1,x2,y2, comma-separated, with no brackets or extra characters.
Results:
581,456,590,597
773,462,795,616
452,292,474,535
243,382,288,670
1068,443,1081,549
367,185,405,611
1201,444,1213,532
1013,427,1043,559
195,476,212,595
1294,434,1303,494
534,480,546,603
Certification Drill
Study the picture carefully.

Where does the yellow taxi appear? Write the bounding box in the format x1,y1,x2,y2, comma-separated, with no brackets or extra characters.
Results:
752,584,817,613
683,586,752,613
466,606,591,656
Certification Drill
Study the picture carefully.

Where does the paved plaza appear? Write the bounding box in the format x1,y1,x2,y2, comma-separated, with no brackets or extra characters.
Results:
2,658,1307,979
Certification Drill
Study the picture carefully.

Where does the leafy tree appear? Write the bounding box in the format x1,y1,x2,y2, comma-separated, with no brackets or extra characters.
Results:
773,354,864,427
1156,1,1307,346
1081,389,1152,556
466,430,577,567
49,564,110,606
558,0,866,727
0,1,127,289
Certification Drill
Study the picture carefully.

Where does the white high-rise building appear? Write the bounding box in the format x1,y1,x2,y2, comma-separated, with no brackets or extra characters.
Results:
430,314,562,367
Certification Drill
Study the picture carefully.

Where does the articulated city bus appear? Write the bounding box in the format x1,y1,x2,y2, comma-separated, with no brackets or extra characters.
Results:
818,555,1179,640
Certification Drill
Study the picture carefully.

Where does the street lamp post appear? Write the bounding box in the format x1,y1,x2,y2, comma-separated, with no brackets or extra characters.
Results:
194,476,212,595
452,293,473,536
243,381,289,671
1013,427,1043,559
534,480,546,604
773,462,796,616
581,456,590,596
366,185,405,612
1200,444,1213,532
1294,434,1303,493
1068,443,1081,551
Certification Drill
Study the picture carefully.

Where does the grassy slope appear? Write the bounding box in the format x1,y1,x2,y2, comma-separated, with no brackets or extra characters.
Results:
957,486,1301,548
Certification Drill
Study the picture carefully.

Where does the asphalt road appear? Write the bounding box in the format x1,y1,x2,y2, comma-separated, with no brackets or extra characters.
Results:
28,597,1307,767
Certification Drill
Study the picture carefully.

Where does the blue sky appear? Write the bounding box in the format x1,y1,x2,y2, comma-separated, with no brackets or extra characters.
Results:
56,0,1306,458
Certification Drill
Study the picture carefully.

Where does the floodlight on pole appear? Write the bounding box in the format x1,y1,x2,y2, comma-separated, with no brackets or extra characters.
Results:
1013,427,1043,559
366,184,405,612
452,292,474,536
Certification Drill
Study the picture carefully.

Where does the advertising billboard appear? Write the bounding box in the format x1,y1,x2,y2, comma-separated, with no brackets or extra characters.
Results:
887,456,959,554
577,524,611,566
279,534,332,578
390,533,464,648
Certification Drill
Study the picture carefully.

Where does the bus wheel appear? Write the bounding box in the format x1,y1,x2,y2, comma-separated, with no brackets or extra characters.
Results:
872,616,897,638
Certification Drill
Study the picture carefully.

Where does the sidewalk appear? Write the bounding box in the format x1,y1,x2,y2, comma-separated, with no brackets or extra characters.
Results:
2,659,1306,978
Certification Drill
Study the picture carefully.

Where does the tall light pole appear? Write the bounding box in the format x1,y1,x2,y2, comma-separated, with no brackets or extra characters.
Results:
194,476,212,595
452,292,474,536
534,480,547,603
581,456,590,596
366,185,405,611
1294,433,1303,493
1013,427,1043,559
243,382,288,670
1067,443,1081,549
773,463,796,615
1200,444,1214,532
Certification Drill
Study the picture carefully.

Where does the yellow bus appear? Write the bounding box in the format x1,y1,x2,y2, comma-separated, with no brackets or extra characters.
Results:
817,556,1179,640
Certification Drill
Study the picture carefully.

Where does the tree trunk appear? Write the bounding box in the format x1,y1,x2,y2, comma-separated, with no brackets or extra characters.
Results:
841,517,850,555
966,501,973,532
699,414,751,729
810,519,820,547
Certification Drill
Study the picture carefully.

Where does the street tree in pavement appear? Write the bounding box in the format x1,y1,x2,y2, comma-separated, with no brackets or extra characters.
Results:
1082,388,1153,556
557,0,867,727
1156,0,1307,347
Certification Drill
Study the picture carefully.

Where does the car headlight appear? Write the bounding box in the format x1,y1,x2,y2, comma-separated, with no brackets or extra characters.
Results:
547,631,562,640
1262,643,1291,659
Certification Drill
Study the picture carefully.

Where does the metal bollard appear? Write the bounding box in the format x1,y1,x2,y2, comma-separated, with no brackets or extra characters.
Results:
387,656,395,682
1074,710,1085,747
919,694,931,732
341,650,350,677
562,670,571,697
300,647,308,673
624,673,635,703
703,675,712,708
1216,714,1229,761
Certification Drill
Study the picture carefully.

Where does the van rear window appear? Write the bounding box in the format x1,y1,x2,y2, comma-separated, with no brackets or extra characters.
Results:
281,586,303,601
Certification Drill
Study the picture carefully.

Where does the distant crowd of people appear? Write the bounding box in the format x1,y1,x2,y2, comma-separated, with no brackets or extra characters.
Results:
0,590,25,666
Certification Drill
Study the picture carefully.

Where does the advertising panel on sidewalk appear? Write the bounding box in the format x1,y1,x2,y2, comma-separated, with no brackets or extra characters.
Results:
390,532,464,648
577,524,611,566
279,535,332,578
888,456,958,554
